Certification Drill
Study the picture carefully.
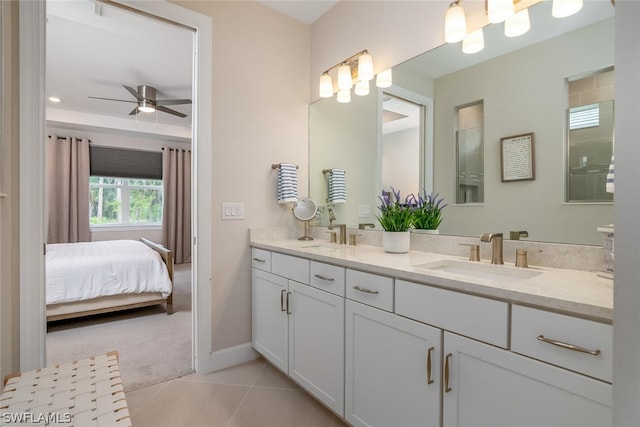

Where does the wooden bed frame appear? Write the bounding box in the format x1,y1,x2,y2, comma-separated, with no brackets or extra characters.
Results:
45,238,174,322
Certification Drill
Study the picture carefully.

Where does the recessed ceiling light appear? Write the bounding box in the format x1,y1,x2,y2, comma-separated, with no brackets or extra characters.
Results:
48,96,62,103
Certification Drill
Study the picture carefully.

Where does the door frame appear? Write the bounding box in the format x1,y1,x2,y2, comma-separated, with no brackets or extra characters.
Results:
18,0,214,373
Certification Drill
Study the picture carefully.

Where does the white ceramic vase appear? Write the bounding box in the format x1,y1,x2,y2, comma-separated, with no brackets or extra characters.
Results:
382,231,410,253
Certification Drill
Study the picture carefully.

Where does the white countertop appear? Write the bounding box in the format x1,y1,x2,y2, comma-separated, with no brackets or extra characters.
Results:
250,238,613,323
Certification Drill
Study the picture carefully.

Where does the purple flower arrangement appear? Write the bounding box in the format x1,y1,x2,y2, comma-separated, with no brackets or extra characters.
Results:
377,187,446,232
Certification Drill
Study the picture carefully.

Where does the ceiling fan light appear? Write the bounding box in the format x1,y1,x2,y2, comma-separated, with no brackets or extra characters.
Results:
357,52,374,81
319,73,334,98
552,0,583,18
504,9,530,38
444,1,467,43
376,69,393,88
462,28,484,54
138,100,155,113
338,63,353,90
488,0,514,24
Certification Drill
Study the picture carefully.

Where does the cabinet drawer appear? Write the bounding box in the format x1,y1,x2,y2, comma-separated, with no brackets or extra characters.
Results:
395,280,509,348
271,252,310,284
511,305,612,382
310,261,345,297
346,269,393,312
251,248,271,271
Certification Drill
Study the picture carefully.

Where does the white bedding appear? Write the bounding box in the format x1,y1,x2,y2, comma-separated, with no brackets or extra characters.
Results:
46,240,172,305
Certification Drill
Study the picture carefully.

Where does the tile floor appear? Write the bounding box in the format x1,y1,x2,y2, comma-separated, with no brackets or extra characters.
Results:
126,358,349,427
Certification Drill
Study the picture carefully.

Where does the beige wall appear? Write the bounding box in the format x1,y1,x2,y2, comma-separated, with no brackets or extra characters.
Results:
0,0,20,381
174,1,310,351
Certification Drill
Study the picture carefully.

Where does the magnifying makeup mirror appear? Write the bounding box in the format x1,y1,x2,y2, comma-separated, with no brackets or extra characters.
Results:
292,197,318,241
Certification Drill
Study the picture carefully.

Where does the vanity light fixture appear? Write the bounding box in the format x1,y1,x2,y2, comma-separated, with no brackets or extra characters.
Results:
488,0,515,23
318,50,392,103
504,8,530,37
462,28,485,54
552,0,583,18
444,0,467,43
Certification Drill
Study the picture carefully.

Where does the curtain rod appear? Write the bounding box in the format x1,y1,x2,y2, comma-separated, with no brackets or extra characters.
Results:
48,135,92,143
161,147,190,152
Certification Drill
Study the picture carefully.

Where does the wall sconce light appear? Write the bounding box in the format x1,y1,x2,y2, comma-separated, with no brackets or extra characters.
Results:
318,50,392,102
445,0,584,55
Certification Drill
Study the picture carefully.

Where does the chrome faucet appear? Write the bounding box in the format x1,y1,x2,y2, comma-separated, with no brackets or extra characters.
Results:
480,233,504,264
329,224,347,244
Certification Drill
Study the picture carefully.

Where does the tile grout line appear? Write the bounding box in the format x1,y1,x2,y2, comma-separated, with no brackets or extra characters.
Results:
223,362,268,427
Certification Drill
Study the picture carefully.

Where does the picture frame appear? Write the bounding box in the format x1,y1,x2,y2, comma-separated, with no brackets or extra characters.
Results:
500,132,535,182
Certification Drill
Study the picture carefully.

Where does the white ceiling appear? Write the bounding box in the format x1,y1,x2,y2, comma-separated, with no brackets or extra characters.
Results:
255,0,338,24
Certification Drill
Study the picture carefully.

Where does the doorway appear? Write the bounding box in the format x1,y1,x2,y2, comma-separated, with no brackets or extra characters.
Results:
19,0,213,374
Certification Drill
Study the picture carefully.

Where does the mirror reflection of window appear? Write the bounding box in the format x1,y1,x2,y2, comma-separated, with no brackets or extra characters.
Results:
381,94,423,196
455,101,484,204
566,68,614,203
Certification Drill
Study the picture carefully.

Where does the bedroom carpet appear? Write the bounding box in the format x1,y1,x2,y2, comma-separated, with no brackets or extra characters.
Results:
46,263,193,392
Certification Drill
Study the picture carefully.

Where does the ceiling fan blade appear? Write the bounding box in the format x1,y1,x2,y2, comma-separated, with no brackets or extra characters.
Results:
129,107,140,116
156,105,187,118
155,98,192,106
123,85,144,101
88,96,137,103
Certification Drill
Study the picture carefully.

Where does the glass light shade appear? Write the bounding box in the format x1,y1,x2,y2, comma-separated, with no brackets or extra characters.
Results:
357,53,374,81
444,2,467,43
376,69,393,88
138,101,155,113
488,0,514,24
552,0,583,18
337,89,351,103
462,28,484,54
504,9,530,37
319,73,334,98
338,64,353,90
355,80,370,96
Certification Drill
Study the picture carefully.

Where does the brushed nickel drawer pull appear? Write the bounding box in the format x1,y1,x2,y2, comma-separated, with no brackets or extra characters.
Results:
280,290,286,312
286,291,292,315
426,346,435,385
444,353,453,393
353,285,379,295
253,257,266,263
314,274,335,282
536,335,601,356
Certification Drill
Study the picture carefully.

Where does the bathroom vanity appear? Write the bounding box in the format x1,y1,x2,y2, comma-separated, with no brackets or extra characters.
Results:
250,234,613,427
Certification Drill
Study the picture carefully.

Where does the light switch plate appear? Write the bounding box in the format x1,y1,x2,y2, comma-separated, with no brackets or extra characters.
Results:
358,204,372,218
222,202,244,220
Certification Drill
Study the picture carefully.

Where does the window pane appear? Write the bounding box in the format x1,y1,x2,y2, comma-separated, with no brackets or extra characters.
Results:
129,188,163,224
90,187,121,225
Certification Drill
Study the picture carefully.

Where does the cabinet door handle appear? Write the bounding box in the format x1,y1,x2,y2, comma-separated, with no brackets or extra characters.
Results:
314,274,335,282
253,257,266,263
537,335,601,356
286,291,292,314
353,285,379,295
280,290,286,312
444,353,453,393
426,346,435,385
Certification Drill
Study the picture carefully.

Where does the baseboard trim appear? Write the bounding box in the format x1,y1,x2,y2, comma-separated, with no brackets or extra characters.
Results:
197,342,258,375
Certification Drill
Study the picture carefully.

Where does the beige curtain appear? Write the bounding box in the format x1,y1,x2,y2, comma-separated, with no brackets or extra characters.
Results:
162,148,192,264
47,135,90,243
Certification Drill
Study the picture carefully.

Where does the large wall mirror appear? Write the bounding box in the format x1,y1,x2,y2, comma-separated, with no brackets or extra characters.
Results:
309,0,614,245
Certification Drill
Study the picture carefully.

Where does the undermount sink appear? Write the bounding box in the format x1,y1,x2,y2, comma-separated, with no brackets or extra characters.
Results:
301,243,341,251
414,259,542,282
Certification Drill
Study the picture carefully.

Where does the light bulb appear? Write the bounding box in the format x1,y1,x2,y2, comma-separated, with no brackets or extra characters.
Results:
48,96,62,103
444,1,467,43
462,28,484,54
376,69,393,88
488,0,514,24
552,0,583,18
337,89,351,103
504,9,530,38
338,63,353,90
355,80,370,96
357,52,374,81
319,73,333,98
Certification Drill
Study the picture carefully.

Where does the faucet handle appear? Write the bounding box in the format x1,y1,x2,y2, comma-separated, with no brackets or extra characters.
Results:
326,231,337,244
515,248,542,268
348,233,362,246
460,243,480,262
510,230,529,240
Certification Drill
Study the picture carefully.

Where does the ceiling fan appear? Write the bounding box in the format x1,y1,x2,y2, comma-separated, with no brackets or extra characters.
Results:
88,85,192,118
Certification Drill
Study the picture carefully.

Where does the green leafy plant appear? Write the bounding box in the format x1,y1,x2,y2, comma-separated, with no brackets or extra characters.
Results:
377,187,414,232
408,190,447,230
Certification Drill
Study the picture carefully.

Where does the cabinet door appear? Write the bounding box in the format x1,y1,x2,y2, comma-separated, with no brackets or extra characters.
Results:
288,281,345,416
252,268,289,373
345,299,441,427
443,332,612,427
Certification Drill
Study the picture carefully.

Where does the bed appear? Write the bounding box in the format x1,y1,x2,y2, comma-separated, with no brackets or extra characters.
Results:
45,238,174,322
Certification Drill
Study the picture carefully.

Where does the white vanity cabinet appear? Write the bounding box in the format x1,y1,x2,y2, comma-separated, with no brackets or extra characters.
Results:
443,331,612,427
251,250,345,416
345,299,441,427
